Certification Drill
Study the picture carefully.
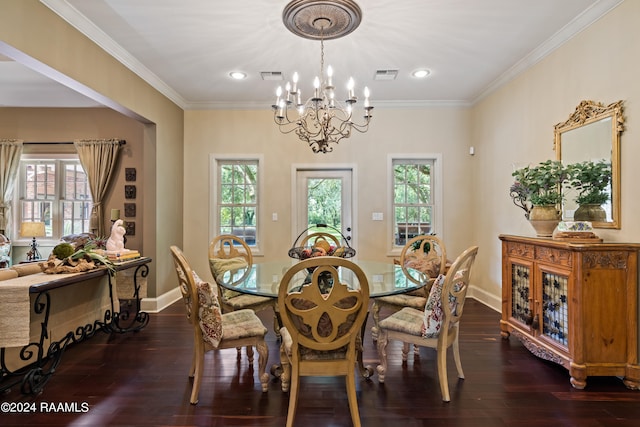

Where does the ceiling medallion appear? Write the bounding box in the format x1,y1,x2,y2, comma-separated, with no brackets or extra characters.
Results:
282,0,362,40
272,0,372,154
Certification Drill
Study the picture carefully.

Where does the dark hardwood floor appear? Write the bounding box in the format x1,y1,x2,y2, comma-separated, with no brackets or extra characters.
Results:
4,299,640,426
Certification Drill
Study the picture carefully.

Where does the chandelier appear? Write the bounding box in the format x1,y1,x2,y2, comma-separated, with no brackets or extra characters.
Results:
272,0,373,154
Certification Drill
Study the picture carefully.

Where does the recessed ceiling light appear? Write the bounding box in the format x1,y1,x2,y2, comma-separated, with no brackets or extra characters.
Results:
229,71,247,80
411,69,431,78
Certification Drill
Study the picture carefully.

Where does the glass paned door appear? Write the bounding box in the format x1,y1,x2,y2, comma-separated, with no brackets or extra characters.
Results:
296,169,353,248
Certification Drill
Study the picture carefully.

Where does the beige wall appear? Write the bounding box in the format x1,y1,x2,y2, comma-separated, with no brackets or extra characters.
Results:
2,0,638,313
0,0,184,305
471,0,640,309
0,107,145,259
183,107,475,282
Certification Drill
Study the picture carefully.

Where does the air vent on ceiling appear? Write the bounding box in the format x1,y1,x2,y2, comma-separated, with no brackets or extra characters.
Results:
374,69,398,81
261,71,283,81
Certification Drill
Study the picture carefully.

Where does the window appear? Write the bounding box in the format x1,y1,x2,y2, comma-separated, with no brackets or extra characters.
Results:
18,158,92,239
391,156,441,248
215,158,259,247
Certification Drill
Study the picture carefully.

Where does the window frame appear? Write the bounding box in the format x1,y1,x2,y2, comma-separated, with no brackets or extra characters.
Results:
14,153,92,245
387,154,443,255
210,154,263,256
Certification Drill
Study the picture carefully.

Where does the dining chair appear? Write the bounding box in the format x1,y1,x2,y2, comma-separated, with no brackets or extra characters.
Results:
298,230,341,249
208,234,279,337
278,256,370,427
170,245,270,404
376,245,479,402
371,234,448,341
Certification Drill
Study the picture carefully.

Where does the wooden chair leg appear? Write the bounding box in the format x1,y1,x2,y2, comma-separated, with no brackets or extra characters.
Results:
346,366,362,427
272,306,281,340
285,365,300,427
371,301,381,341
279,343,291,392
401,341,410,361
245,344,254,362
256,341,269,392
437,345,450,402
376,330,389,383
190,346,205,405
452,331,464,379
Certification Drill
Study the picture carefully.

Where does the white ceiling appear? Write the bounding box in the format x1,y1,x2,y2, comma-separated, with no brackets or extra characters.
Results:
0,0,624,110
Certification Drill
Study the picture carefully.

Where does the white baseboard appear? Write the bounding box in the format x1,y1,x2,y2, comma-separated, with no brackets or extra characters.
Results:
140,286,182,313
140,284,502,315
467,285,501,313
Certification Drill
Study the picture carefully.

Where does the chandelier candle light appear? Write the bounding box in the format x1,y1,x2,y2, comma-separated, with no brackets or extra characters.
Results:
272,0,373,154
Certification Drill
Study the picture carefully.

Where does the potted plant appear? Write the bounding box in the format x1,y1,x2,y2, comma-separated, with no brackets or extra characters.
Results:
566,160,611,222
510,160,567,237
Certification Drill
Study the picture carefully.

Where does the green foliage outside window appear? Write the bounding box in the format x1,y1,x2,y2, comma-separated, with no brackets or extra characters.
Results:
219,161,258,244
307,178,342,232
393,160,433,245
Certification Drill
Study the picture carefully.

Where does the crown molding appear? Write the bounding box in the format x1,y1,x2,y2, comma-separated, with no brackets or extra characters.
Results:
184,99,471,110
41,0,623,111
473,0,624,104
40,0,188,109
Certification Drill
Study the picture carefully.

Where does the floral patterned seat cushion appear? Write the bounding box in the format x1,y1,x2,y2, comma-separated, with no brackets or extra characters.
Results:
404,250,442,278
377,272,464,339
377,306,424,336
220,309,268,341
209,256,248,300
223,293,273,309
374,293,427,309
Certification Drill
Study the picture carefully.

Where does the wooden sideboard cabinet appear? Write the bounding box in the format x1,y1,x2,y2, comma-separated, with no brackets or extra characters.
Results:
499,234,640,389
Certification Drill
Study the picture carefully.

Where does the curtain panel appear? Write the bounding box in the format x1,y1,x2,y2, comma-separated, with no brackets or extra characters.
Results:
0,139,24,235
74,139,122,236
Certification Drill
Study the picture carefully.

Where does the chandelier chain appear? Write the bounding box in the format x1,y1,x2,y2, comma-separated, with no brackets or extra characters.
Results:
319,26,325,85
272,1,372,153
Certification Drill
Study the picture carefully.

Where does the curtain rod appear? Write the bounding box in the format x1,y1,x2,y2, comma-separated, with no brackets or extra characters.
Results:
23,140,126,145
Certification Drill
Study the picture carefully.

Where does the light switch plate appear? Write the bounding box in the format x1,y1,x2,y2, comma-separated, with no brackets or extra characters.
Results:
372,212,383,221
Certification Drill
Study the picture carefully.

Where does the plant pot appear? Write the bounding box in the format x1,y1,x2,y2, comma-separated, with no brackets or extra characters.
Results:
574,204,606,222
528,205,561,237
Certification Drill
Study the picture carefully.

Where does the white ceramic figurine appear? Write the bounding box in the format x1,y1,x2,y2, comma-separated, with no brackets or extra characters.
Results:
106,219,126,252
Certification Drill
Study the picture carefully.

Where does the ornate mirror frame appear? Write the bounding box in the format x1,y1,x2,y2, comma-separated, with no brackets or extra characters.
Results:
554,100,624,229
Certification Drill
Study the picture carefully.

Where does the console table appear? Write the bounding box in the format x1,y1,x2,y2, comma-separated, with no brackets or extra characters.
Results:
499,234,640,389
0,257,151,395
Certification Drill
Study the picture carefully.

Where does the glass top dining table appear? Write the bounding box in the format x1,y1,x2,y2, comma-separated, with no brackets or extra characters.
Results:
215,259,428,298
214,258,428,380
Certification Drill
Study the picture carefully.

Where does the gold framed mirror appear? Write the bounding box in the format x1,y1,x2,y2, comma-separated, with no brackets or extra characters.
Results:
554,100,624,229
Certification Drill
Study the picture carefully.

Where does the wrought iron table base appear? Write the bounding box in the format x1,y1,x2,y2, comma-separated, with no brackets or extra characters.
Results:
0,261,150,395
